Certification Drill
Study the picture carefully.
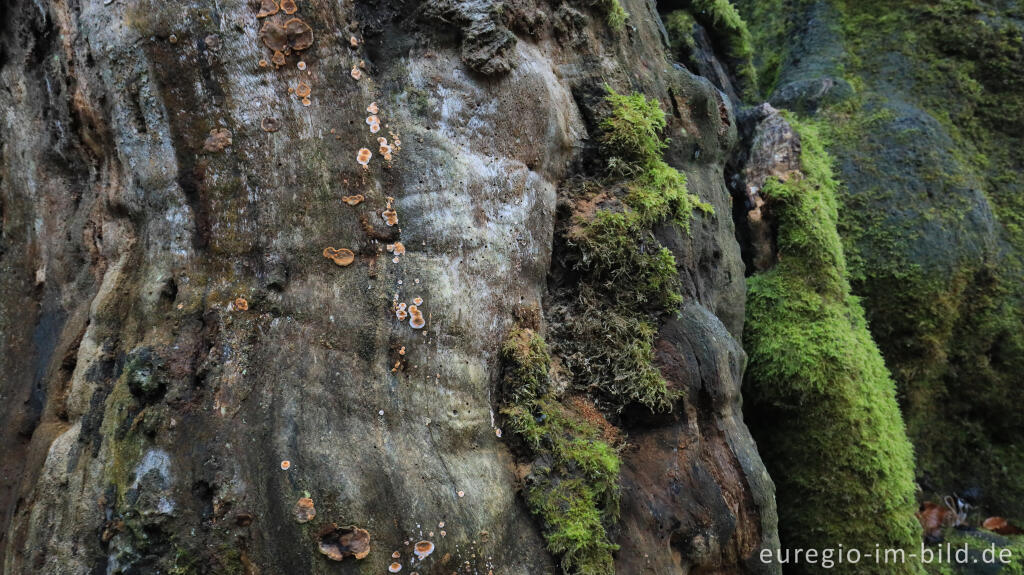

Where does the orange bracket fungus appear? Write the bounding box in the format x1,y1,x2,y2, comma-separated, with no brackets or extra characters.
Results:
260,17,313,53
234,297,249,311
342,194,364,206
382,209,398,226
367,102,378,114
318,525,371,561
350,35,360,47
296,81,311,98
294,497,316,523
413,540,435,560
271,50,286,68
280,0,297,14
259,20,288,52
256,0,279,17
357,148,372,167
284,18,314,51
389,563,403,573
351,65,362,80
387,242,406,256
323,247,355,266
411,296,422,306
280,460,291,470
366,115,380,126
203,128,233,152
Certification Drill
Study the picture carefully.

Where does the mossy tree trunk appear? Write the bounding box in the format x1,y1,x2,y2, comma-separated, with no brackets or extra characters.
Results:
0,0,779,573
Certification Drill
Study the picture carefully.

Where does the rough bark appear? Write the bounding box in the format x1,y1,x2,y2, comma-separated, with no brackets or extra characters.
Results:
0,0,778,573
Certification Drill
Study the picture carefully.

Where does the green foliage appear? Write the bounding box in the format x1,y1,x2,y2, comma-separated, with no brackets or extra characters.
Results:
500,330,621,575
744,117,924,573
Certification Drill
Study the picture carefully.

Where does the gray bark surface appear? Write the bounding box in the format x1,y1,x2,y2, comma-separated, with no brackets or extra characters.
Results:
0,0,778,573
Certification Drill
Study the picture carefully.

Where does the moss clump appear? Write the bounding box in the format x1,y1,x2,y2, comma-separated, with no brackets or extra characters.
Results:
664,1,758,98
664,10,698,58
603,0,628,30
743,116,924,574
500,329,620,575
736,0,1024,518
553,87,709,412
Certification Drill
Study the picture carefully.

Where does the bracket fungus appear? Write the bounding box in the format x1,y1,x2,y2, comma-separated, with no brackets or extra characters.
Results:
351,65,362,80
296,81,311,98
412,296,422,306
271,50,286,68
234,297,249,311
350,35,360,47
294,497,316,523
261,117,281,132
259,20,288,52
342,194,364,206
389,563,403,573
280,460,291,470
323,247,355,266
409,305,425,330
387,242,406,256
357,148,372,167
260,17,313,53
285,18,314,50
318,525,371,561
366,115,380,126
203,128,233,152
413,540,435,560
280,0,297,14
256,0,279,17
367,102,378,114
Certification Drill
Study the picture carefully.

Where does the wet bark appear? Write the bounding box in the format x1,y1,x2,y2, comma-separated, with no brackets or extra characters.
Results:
0,0,778,573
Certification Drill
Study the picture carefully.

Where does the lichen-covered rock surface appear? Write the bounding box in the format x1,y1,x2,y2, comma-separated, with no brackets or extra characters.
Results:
0,0,778,573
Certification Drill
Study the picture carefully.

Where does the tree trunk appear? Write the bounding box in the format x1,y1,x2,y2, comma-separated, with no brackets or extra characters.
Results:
0,0,778,573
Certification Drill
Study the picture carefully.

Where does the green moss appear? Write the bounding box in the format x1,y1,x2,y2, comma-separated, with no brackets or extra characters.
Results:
555,289,673,411
500,329,620,575
744,117,924,573
599,88,668,163
667,1,758,98
739,0,1024,523
603,0,628,30
664,10,698,57
552,88,709,412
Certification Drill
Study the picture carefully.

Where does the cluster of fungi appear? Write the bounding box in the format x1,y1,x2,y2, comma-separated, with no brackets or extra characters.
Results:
393,296,426,330
256,0,313,69
247,4,445,566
